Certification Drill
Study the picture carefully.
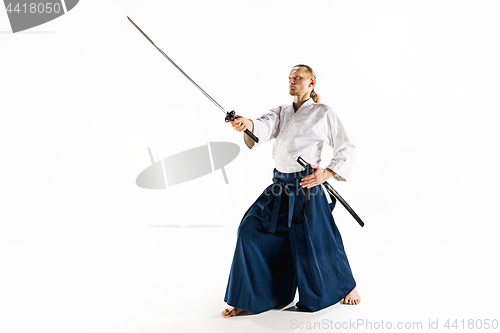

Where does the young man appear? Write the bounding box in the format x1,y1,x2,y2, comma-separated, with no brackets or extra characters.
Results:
221,65,360,318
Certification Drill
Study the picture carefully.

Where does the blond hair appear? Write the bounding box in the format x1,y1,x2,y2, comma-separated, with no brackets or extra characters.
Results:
294,64,320,103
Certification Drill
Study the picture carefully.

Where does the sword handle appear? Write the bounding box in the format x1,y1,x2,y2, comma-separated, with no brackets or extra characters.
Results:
297,156,365,227
225,111,260,143
297,156,313,174
244,129,259,143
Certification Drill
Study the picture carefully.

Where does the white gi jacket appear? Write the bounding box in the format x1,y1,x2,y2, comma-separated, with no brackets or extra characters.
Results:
251,98,355,181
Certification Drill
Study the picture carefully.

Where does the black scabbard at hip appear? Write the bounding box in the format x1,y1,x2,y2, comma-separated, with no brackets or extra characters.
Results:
296,156,365,227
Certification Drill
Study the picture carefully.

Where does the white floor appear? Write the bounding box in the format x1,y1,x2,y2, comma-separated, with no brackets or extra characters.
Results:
1,203,498,333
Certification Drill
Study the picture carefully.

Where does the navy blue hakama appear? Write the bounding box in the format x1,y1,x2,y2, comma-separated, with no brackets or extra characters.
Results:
224,169,356,314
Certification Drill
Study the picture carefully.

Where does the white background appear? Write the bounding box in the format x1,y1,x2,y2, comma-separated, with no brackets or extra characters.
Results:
1,1,499,332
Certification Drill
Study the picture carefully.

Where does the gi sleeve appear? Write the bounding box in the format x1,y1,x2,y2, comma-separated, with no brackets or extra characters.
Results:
251,106,281,146
325,109,356,181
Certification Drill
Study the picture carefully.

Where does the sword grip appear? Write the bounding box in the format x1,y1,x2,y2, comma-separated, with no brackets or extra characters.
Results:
297,156,365,227
244,129,259,143
296,156,313,174
225,111,260,143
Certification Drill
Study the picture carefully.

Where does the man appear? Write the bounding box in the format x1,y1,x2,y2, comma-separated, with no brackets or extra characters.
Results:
221,64,360,318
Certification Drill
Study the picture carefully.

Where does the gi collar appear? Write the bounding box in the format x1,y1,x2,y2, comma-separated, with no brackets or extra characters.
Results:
293,98,315,113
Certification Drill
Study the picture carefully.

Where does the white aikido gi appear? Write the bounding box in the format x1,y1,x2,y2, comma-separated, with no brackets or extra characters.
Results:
251,98,356,180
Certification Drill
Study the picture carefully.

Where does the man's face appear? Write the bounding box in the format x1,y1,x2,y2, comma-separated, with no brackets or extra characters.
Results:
288,67,314,97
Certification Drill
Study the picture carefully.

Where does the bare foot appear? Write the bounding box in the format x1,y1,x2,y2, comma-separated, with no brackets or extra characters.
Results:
342,286,361,305
221,306,245,318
